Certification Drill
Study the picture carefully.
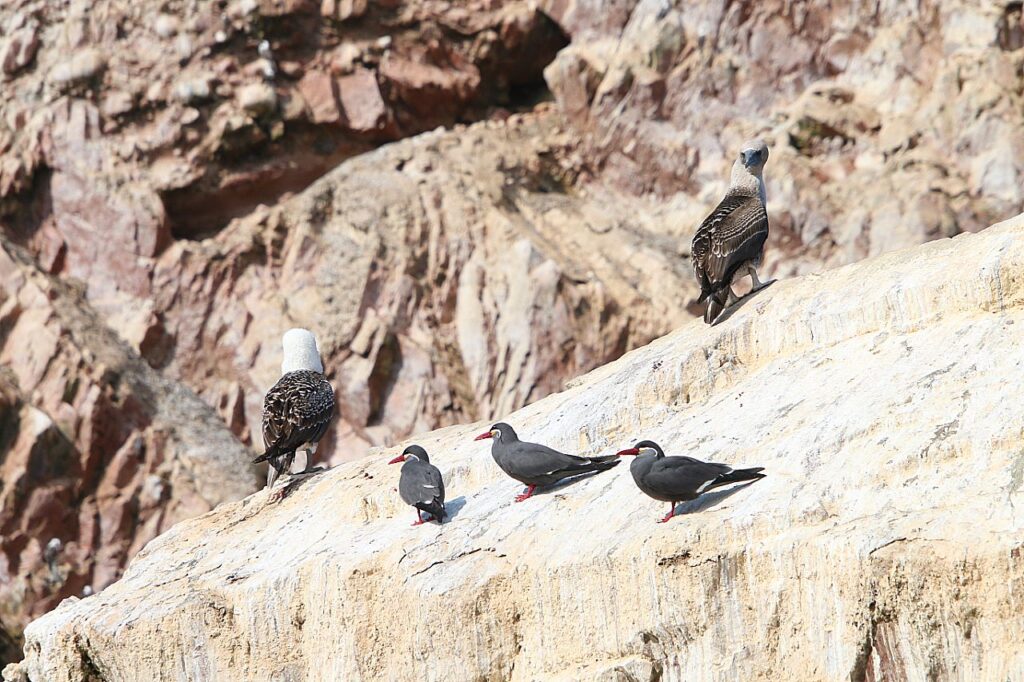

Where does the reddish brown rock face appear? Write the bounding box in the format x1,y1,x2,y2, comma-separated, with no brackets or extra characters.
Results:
0,238,258,662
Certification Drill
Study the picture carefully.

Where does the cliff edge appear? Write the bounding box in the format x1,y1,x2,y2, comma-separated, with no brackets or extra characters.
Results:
14,214,1024,680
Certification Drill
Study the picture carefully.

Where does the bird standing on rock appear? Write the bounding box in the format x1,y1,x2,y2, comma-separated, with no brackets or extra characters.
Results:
389,445,446,526
616,440,765,523
474,422,620,503
253,328,335,500
692,139,771,324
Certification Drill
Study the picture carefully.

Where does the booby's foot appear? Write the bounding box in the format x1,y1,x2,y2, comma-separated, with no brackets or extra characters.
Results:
514,485,537,503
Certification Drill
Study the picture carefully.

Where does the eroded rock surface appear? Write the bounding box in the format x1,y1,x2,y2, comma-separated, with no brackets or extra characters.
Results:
542,0,1024,270
0,237,259,662
17,215,1024,681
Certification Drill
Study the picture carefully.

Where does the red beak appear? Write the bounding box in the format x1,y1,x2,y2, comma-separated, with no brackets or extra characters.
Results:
615,448,640,457
473,431,494,441
387,455,405,464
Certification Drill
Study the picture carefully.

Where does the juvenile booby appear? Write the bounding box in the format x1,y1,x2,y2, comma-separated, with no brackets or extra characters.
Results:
616,440,765,523
474,422,619,503
389,444,446,526
692,139,771,324
253,328,335,497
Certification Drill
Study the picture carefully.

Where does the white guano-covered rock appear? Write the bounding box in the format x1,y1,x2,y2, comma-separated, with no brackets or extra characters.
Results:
19,214,1024,680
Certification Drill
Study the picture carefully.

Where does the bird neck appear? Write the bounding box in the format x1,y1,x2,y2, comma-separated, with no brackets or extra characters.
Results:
729,162,766,204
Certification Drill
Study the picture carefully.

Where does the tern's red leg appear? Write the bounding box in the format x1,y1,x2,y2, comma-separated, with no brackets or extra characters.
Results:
658,503,677,523
514,485,537,503
412,510,426,526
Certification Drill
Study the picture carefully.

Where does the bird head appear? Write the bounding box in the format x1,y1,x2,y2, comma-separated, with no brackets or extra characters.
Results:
738,139,769,172
474,422,516,443
615,440,664,458
281,328,324,374
388,444,428,465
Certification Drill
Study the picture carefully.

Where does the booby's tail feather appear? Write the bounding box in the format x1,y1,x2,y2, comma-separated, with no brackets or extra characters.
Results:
704,295,725,324
252,449,274,464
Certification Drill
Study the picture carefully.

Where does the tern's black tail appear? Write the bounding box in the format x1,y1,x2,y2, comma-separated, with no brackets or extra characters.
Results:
584,455,621,473
706,467,765,491
417,500,446,523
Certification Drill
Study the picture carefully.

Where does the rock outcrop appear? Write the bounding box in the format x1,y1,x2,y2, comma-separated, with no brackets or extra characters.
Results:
0,237,259,663
16,214,1024,681
152,109,698,461
542,0,1024,269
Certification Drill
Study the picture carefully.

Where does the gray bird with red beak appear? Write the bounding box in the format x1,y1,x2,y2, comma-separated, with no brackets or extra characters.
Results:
474,422,620,503
389,445,446,526
617,440,765,523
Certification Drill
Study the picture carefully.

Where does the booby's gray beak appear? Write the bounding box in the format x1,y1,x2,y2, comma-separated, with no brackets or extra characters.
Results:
742,149,759,166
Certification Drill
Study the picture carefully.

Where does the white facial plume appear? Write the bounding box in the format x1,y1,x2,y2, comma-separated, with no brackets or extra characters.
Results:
281,328,324,374
729,138,770,205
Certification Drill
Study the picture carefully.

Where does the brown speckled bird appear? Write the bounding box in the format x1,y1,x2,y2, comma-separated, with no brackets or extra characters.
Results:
253,329,335,497
692,139,771,324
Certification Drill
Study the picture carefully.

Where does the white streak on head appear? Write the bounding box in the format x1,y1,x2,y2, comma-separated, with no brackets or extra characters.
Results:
281,328,323,374
640,447,659,457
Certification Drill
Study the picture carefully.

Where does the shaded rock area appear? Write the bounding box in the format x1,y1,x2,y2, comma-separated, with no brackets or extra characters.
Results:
0,237,259,662
16,215,1024,681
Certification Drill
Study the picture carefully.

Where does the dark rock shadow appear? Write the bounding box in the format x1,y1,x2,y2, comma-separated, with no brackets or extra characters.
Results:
442,496,467,522
675,480,761,515
712,280,777,326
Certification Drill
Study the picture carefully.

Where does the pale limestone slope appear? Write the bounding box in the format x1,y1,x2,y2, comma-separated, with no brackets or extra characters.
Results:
17,214,1024,681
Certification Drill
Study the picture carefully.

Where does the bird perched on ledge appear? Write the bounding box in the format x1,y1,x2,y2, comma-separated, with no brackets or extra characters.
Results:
389,444,446,526
692,138,771,324
474,422,619,503
617,440,765,523
253,328,335,499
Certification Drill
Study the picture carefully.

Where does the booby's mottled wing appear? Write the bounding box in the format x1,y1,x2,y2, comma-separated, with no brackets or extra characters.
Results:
399,459,446,516
254,369,335,463
691,192,769,301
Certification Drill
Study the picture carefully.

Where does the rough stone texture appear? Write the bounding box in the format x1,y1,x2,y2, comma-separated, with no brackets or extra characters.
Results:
150,110,696,464
3,0,1024,670
15,215,1024,681
541,0,1024,272
0,237,259,662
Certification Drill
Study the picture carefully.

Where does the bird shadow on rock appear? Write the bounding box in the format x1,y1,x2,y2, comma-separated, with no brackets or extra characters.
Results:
443,496,467,522
674,480,760,516
712,280,777,326
278,467,329,501
527,470,611,499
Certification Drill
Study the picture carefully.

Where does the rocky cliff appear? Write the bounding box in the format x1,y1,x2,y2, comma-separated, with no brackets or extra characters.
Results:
0,237,259,664
3,0,1024,668
14,214,1024,681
